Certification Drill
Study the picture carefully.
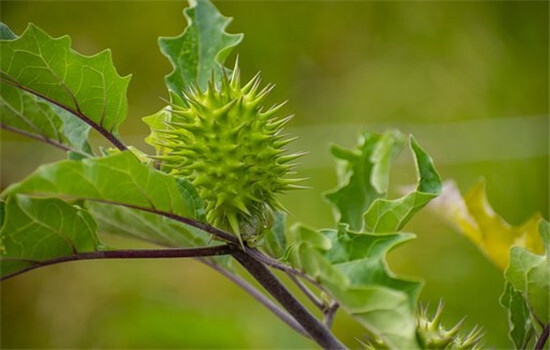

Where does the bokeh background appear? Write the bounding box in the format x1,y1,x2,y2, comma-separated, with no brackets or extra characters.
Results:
1,0,548,348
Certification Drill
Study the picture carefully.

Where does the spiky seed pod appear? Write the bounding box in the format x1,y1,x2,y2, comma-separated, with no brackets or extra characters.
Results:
359,302,486,349
150,63,304,245
417,301,485,349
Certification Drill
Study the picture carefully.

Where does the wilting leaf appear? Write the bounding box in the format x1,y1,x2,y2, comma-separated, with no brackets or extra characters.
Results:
0,23,131,136
159,0,243,94
431,180,543,270
0,195,100,278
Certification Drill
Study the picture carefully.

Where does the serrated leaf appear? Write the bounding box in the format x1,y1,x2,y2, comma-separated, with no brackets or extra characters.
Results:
287,224,421,349
159,0,243,94
2,152,202,222
363,136,442,233
325,130,406,231
500,282,533,349
0,23,91,154
0,194,100,278
431,180,543,270
503,220,549,326
1,83,92,154
0,23,131,136
262,212,287,259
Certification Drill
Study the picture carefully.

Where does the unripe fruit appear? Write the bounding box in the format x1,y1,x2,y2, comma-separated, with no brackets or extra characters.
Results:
149,63,304,245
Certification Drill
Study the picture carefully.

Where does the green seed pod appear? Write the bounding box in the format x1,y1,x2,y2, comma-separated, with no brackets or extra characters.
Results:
416,302,485,349
148,63,304,245
360,302,485,349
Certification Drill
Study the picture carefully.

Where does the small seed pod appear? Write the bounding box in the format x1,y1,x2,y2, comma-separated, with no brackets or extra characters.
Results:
149,62,305,246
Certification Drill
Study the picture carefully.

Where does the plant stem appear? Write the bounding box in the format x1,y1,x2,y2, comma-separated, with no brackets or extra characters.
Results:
287,272,324,310
231,248,346,350
1,245,232,281
535,324,549,350
246,247,327,293
199,258,310,338
324,302,339,329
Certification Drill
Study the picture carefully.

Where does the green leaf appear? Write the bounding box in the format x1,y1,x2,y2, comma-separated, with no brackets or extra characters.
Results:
86,202,208,248
431,180,543,270
0,23,131,136
500,282,533,349
0,194,100,278
159,0,243,93
2,152,201,222
325,130,406,231
0,23,91,154
1,82,92,154
262,212,287,259
287,224,421,349
363,136,442,233
504,220,550,326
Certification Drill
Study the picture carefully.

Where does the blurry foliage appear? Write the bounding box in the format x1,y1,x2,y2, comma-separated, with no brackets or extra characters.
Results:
1,0,548,348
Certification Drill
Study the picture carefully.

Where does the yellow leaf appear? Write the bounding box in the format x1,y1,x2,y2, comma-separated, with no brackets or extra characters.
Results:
432,180,543,270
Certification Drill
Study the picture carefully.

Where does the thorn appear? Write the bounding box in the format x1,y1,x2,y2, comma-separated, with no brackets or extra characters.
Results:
241,71,261,94
260,100,288,119
268,114,294,129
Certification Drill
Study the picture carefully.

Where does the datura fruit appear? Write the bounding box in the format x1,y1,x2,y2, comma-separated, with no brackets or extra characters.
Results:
147,64,304,246
416,302,485,349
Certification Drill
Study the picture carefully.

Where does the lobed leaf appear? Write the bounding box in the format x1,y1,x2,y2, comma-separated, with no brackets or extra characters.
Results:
287,224,421,349
363,136,442,233
325,130,406,231
431,180,543,270
2,152,203,225
0,23,91,154
0,23,131,136
0,195,100,278
159,0,243,94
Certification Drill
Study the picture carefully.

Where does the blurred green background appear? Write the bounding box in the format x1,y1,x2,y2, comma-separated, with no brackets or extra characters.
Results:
1,0,548,348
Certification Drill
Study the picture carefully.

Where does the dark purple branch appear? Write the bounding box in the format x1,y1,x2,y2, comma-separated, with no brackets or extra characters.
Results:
1,245,232,281
231,248,346,350
199,258,310,338
246,247,327,294
0,79,127,151
323,302,339,329
1,123,76,153
535,324,549,350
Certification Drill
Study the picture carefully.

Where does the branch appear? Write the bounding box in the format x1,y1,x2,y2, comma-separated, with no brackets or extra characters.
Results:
0,123,76,152
324,302,339,329
535,323,549,350
199,258,310,338
231,248,346,350
246,247,327,294
286,272,324,310
0,78,127,151
1,245,232,281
